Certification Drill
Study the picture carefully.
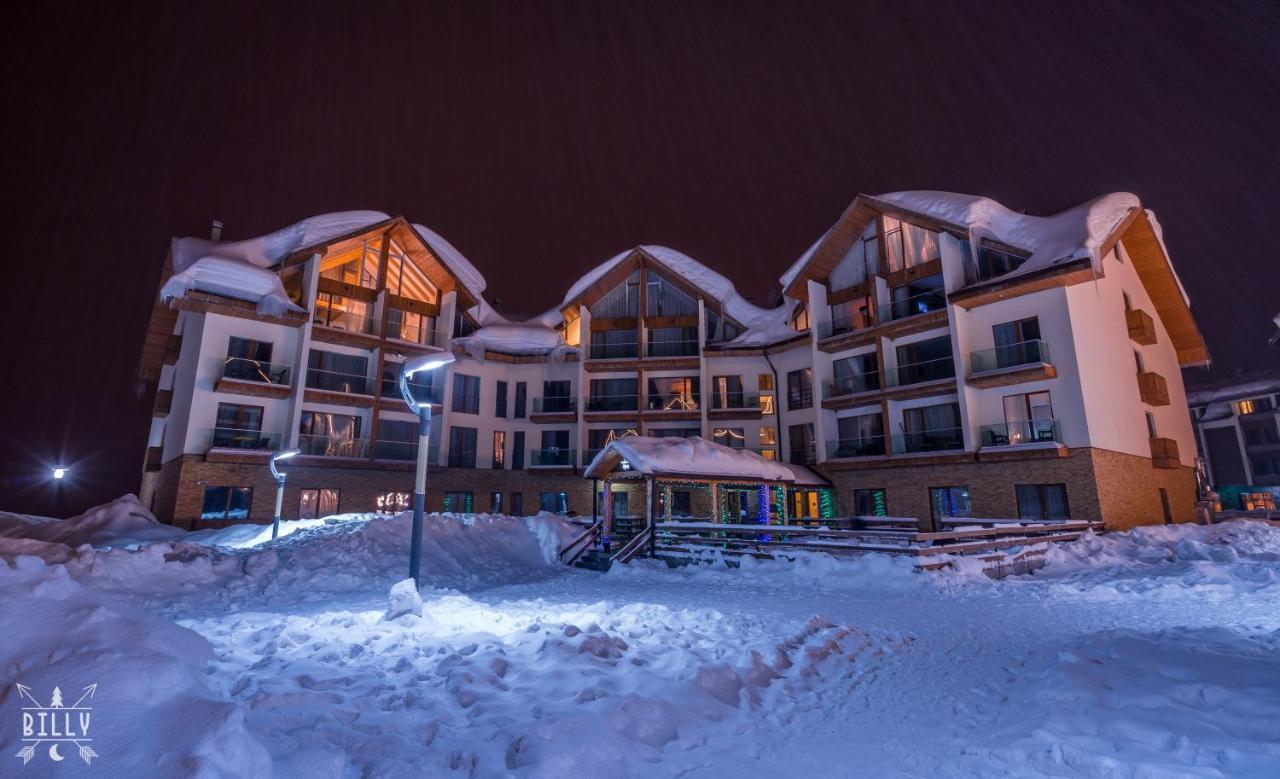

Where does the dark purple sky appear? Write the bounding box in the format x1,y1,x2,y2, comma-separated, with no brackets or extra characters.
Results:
2,1,1278,515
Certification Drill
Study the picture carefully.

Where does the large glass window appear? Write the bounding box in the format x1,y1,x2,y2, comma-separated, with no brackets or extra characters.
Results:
883,217,940,274
646,327,699,357
384,242,437,302
591,329,639,359
991,317,1044,368
307,350,370,394
647,377,700,410
711,376,745,409
451,374,481,414
492,430,506,469
495,381,508,418
889,273,946,320
381,360,438,403
589,378,638,411
713,427,746,449
973,245,1028,282
211,403,268,449
374,419,418,461
200,486,253,522
299,488,340,519
448,427,478,468
512,431,525,470
930,486,972,521
514,382,527,418
832,353,880,395
789,423,816,465
540,380,573,413
299,411,364,457
787,369,813,410
540,491,570,515
650,427,699,438
386,308,438,345
318,243,379,288
895,336,954,385
854,488,888,517
997,391,1056,445
444,492,474,513
592,276,641,318
646,275,698,316
1016,484,1070,520
900,403,963,453
830,222,879,291
834,414,884,458
313,292,373,334
224,337,287,384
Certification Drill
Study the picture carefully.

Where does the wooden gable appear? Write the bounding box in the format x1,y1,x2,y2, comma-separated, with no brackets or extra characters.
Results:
1117,209,1210,367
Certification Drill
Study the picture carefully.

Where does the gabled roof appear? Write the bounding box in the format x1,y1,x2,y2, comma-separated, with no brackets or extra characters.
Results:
583,436,797,482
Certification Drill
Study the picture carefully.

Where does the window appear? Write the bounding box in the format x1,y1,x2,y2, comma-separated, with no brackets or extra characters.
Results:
647,377,699,411
758,373,774,391
1016,484,1070,520
382,360,438,403
307,350,370,394
713,428,746,449
592,275,641,318
832,353,880,395
299,488,340,519
492,431,506,469
791,303,810,332
514,382,527,418
490,491,503,513
671,491,692,516
1235,397,1274,416
540,491,570,515
376,491,409,514
495,381,508,418
854,488,888,517
759,426,777,446
448,427,478,468
889,273,945,320
452,374,480,414
512,431,525,469
589,378,638,411
789,423,815,465
542,380,573,413
444,492,474,513
895,336,955,385
537,430,571,465
384,241,437,301
834,413,884,457
313,292,373,333
375,419,417,460
212,402,266,448
930,486,971,521
711,376,745,409
1134,350,1145,374
991,317,1043,368
224,337,282,383
510,493,524,516
1146,411,1158,439
972,244,1028,282
901,403,963,453
651,427,700,438
1159,488,1172,524
882,217,940,274
997,391,1055,445
299,411,363,457
591,328,640,359
386,308,437,345
787,369,813,410
830,222,879,291
318,243,380,288
200,486,253,521
646,274,698,316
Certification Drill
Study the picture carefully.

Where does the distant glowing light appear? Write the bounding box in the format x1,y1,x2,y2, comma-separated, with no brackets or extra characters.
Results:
51,467,68,480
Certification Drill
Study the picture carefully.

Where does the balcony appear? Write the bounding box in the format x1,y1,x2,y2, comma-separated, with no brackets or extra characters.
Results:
207,427,282,451
1150,436,1180,468
588,338,639,360
154,389,173,417
306,368,375,397
789,443,817,466
386,380,443,406
312,309,376,336
888,287,947,322
979,419,1061,447
647,394,700,412
299,434,369,459
885,357,956,391
217,357,294,398
586,395,639,413
1125,308,1157,346
818,311,877,340
826,437,886,459
646,339,699,358
531,448,576,468
532,397,577,414
386,318,449,349
1137,371,1170,406
824,374,880,398
891,427,964,455
968,340,1056,388
709,392,763,419
786,388,814,411
373,439,420,462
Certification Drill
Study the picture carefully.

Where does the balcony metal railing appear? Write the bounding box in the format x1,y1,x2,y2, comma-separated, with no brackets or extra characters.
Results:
206,427,281,451
531,448,576,467
786,388,814,410
826,437,886,458
533,396,577,413
306,367,375,396
891,427,965,455
386,318,450,349
647,394,700,411
586,394,639,412
646,339,700,358
818,311,877,339
313,309,377,335
888,287,947,321
970,340,1050,373
299,434,369,458
825,373,880,397
886,356,955,387
709,392,761,410
589,338,640,360
221,357,291,385
980,419,1061,447
788,443,817,466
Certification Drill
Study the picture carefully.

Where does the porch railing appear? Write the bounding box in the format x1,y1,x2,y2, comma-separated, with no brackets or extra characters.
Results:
970,340,1050,373
221,357,291,385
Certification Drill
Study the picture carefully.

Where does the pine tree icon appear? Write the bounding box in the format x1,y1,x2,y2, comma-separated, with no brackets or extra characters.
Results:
49,687,64,708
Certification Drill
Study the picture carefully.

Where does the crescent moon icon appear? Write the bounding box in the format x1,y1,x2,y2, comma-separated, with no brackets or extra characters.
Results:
48,744,65,762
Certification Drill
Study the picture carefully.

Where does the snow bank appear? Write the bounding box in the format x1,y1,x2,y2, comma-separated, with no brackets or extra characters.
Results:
0,557,271,775
159,256,303,316
0,495,184,556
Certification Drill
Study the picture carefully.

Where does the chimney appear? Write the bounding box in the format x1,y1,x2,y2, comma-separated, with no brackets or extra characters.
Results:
210,220,224,241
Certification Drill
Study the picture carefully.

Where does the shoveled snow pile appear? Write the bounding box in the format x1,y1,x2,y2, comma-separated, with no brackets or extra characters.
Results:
159,256,303,316
0,494,184,555
586,435,796,482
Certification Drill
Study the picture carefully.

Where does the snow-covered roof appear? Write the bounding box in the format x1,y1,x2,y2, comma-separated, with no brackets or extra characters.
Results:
171,210,391,274
583,436,797,482
874,190,1140,287
412,222,487,303
160,256,303,317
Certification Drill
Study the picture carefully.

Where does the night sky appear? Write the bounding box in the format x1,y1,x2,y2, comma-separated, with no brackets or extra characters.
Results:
2,1,1277,515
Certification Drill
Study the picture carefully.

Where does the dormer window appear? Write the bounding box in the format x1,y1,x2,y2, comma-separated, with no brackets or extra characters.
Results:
883,217,940,274
972,244,1028,282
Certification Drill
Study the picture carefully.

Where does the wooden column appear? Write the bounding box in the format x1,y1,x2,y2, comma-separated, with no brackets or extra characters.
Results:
602,478,613,546
709,481,720,523
646,476,656,558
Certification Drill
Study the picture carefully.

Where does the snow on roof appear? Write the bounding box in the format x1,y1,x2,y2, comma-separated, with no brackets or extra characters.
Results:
875,190,1140,286
775,461,831,487
584,436,796,481
160,256,303,317
412,223,487,302
778,233,828,293
171,210,391,273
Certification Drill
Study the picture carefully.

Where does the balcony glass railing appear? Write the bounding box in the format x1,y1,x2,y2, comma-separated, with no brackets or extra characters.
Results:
980,419,1060,447
646,339,699,358
647,394,700,411
970,340,1050,373
818,311,877,339
786,388,814,410
206,427,281,451
788,444,817,466
386,318,449,348
387,381,444,405
299,434,369,458
710,392,761,410
825,373,880,397
221,357,291,385
447,449,477,468
373,439,419,461
589,338,639,359
533,397,577,413
891,427,964,455
826,437,886,459
313,309,377,335
888,288,947,321
306,367,375,396
531,448,576,467
586,395,639,412
886,357,955,387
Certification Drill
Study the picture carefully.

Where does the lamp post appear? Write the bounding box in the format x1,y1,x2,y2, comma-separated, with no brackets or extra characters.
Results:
399,352,457,586
269,448,302,540
51,466,69,480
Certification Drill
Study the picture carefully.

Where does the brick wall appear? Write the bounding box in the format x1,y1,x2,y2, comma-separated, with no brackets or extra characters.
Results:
1087,448,1197,530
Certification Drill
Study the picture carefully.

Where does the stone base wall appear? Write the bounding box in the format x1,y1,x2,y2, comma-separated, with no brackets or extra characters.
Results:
1089,448,1197,530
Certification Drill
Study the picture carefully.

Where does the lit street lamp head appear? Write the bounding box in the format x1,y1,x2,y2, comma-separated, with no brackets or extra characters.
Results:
51,466,69,480
269,448,302,481
400,351,457,410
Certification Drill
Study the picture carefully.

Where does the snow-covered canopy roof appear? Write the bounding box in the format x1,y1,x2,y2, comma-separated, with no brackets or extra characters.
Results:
583,436,797,482
160,256,303,317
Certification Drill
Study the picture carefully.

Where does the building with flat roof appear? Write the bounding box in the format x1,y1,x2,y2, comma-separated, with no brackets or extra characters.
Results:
136,191,1209,531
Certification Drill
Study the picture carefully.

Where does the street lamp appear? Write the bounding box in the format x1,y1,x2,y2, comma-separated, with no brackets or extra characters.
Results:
51,466,69,480
269,448,302,540
399,351,457,586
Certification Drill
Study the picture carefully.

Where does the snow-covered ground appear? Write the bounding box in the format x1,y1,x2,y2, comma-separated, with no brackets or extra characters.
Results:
2,497,1278,777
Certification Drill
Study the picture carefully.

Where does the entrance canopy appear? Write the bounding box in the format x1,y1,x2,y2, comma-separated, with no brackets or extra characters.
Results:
584,436,797,483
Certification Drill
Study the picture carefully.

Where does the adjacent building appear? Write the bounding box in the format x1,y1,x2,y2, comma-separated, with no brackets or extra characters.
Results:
137,191,1209,530
1187,371,1280,511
